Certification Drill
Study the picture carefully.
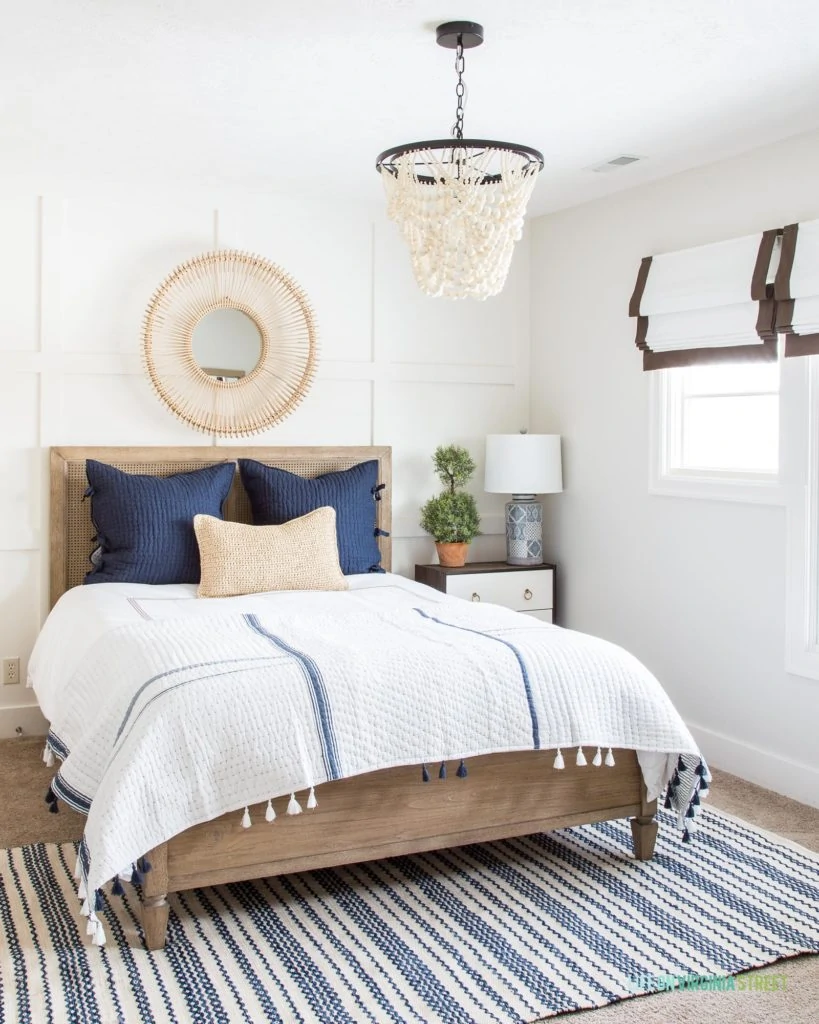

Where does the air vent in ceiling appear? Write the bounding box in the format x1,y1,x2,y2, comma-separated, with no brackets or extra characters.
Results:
587,154,644,173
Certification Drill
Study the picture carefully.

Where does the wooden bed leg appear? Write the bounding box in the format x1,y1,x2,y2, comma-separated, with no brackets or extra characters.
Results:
143,895,169,950
630,815,658,860
142,841,170,950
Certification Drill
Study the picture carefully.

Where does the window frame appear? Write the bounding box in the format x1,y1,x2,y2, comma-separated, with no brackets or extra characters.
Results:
785,356,819,680
649,365,786,505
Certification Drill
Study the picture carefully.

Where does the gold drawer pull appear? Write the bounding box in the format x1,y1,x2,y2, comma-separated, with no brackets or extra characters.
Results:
471,592,481,602
524,588,533,601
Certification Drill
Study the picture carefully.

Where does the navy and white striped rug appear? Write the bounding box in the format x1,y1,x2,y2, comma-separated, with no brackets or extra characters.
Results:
1,808,817,1024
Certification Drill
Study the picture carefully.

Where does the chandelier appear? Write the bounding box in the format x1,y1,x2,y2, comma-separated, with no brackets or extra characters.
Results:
375,21,543,301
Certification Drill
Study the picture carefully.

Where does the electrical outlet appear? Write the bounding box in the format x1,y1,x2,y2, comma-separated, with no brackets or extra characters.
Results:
3,658,20,685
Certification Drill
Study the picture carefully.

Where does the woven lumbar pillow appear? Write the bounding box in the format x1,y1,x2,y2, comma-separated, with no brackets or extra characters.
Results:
194,507,348,598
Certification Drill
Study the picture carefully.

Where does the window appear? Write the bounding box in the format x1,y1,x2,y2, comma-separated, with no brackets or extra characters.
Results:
650,359,784,503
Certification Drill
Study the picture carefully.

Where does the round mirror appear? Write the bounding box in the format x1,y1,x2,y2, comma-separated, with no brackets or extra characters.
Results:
191,308,263,380
142,250,317,437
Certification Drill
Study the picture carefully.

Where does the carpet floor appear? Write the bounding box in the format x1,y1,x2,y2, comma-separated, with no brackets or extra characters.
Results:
1,738,818,1023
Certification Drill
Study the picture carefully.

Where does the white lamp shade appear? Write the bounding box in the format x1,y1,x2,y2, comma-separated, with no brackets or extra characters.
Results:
484,434,563,494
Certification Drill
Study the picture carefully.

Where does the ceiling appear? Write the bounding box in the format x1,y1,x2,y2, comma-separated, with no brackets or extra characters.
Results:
5,0,819,216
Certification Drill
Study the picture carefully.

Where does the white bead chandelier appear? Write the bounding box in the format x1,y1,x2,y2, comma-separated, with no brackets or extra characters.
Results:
376,21,543,301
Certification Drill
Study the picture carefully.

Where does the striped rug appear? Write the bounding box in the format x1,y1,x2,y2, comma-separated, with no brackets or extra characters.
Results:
1,808,817,1024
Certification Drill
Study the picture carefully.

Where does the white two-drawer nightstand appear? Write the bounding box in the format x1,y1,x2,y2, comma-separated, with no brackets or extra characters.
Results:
414,561,557,623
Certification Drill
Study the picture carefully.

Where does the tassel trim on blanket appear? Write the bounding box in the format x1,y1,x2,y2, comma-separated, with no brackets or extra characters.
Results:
236,790,322,827
421,760,470,782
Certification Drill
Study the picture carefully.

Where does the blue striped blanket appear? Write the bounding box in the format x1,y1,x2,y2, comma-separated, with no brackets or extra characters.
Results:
36,590,707,945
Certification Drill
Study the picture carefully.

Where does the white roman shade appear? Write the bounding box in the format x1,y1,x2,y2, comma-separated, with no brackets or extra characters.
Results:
775,220,819,358
629,230,780,370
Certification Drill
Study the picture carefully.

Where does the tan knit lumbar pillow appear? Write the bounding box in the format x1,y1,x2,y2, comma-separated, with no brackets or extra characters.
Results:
194,507,348,598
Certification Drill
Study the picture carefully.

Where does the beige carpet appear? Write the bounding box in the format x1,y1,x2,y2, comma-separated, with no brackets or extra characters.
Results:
2,737,817,1022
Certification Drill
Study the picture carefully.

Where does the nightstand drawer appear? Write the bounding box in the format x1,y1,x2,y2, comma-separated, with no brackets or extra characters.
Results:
446,569,553,611
522,608,553,623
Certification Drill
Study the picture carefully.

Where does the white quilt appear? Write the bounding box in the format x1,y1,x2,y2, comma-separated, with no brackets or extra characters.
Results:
29,575,708,943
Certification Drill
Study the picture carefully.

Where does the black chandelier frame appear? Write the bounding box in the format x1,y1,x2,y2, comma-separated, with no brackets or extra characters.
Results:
375,21,544,186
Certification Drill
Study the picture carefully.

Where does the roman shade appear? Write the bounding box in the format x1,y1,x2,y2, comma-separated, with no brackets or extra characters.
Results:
629,230,780,370
775,220,819,357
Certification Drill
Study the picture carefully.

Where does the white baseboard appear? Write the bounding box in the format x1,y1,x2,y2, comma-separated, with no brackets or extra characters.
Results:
0,703,49,740
687,721,819,810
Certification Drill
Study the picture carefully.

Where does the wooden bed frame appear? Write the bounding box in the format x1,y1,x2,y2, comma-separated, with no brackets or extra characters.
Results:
50,445,657,951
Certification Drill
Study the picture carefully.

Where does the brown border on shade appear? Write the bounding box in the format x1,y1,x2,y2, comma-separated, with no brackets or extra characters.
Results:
756,298,777,341
629,256,652,318
775,222,819,354
775,223,799,301
785,333,819,358
776,298,795,334
751,229,781,301
643,338,778,371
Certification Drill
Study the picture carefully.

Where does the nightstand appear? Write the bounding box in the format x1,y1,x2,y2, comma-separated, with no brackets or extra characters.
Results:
415,561,557,623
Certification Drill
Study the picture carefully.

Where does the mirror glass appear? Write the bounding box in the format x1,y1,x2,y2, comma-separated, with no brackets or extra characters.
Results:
191,308,263,380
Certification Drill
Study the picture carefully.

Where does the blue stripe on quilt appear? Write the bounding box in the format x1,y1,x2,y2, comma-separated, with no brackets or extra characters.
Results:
414,607,541,749
51,659,281,816
245,614,342,781
114,656,277,743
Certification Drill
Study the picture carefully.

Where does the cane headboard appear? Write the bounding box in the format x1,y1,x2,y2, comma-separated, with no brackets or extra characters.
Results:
49,445,392,608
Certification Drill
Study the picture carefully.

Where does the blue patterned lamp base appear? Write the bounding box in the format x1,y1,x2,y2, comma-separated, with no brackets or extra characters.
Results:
505,496,543,566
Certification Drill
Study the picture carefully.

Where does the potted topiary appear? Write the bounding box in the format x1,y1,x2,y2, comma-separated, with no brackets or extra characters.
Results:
420,444,481,567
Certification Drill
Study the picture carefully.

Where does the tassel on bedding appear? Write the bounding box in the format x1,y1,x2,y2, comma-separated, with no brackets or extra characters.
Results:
265,799,276,822
306,787,317,809
456,759,468,778
605,748,616,767
553,748,565,770
287,793,302,815
575,747,587,767
592,747,602,767
241,807,252,829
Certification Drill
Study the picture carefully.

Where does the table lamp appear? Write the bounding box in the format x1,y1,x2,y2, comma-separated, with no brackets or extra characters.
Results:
484,433,563,565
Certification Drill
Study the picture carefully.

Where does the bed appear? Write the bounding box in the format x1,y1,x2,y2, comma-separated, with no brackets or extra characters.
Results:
35,445,706,951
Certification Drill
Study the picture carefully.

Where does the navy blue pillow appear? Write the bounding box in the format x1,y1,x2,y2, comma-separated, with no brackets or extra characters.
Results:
84,460,235,585
239,459,383,574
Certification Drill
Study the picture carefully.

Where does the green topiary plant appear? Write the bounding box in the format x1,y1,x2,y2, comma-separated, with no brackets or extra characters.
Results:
420,491,481,543
432,444,476,495
420,445,481,548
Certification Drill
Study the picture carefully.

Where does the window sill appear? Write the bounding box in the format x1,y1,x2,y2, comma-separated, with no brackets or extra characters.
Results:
649,473,786,506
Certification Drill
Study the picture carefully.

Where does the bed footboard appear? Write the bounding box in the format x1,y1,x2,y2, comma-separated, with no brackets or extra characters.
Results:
141,748,656,950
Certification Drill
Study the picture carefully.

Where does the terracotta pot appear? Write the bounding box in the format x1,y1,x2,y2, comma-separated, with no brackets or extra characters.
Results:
436,541,469,568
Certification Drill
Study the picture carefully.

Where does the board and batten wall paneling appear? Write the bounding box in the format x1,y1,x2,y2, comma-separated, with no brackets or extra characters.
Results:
0,190,530,736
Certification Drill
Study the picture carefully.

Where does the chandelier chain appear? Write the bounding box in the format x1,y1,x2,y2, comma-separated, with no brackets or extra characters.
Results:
451,38,466,140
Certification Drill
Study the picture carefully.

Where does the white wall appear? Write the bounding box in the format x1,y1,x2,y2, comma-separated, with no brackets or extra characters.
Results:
0,188,531,736
530,129,819,806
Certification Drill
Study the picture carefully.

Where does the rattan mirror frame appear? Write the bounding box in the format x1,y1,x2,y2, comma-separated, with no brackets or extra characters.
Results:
142,250,318,437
